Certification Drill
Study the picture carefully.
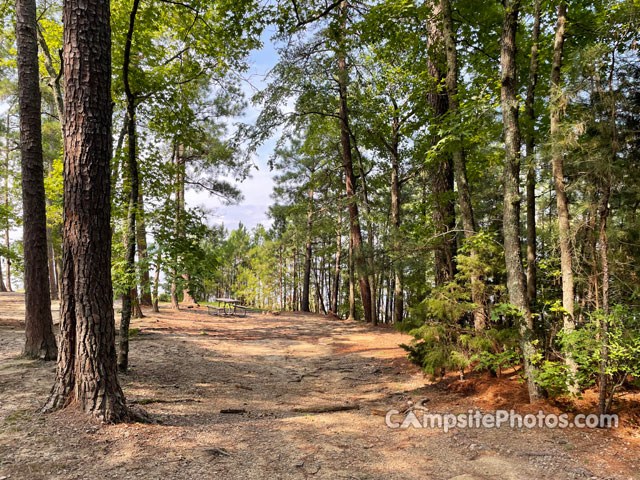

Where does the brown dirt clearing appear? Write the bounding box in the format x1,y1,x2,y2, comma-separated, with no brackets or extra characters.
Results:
0,292,638,479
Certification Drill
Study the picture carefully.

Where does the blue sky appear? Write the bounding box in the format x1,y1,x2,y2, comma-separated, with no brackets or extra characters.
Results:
185,30,281,233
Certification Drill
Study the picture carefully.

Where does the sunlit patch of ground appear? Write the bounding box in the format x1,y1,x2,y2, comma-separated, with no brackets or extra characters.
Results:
0,292,638,479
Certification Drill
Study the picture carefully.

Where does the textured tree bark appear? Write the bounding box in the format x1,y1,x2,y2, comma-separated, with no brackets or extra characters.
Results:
348,234,356,321
500,0,542,402
170,281,179,309
338,0,372,323
524,1,541,305
440,0,485,329
42,0,128,422
15,0,58,360
550,2,578,394
427,2,456,286
390,124,403,324
181,274,197,305
301,189,313,312
118,0,141,373
131,287,144,318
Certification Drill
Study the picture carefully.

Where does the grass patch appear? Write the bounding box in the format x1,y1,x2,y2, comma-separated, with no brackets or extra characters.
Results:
22,361,44,368
5,408,32,425
128,328,141,338
0,358,44,370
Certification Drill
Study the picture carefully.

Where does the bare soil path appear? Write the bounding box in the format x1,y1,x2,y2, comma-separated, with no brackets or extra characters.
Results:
0,292,638,479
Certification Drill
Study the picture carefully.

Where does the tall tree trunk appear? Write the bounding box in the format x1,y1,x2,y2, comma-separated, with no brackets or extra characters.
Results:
0,248,5,292
376,268,383,319
390,122,403,324
293,248,298,310
331,215,341,315
301,189,313,312
42,0,128,421
45,135,59,302
598,50,616,418
174,145,197,306
525,0,541,304
278,246,284,310
384,273,391,324
169,145,180,309
597,181,611,416
15,0,57,360
348,233,356,321
500,0,542,402
338,0,372,323
47,221,58,300
354,150,377,324
131,287,144,318
45,129,59,302
152,258,160,313
137,189,152,306
314,259,327,315
118,0,141,373
0,139,5,292
170,281,179,307
441,0,484,329
170,144,178,309
427,2,456,286
181,274,197,305
112,115,128,193
550,1,578,394
4,112,12,292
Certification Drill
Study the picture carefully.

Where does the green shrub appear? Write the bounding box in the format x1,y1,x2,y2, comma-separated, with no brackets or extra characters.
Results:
528,305,640,402
401,323,521,380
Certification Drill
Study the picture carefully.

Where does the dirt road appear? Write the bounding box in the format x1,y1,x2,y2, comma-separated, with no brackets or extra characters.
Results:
0,293,637,479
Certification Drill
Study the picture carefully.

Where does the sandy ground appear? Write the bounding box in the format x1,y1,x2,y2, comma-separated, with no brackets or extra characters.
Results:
0,291,638,480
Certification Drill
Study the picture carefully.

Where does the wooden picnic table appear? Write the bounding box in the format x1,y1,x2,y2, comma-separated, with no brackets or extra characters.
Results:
207,298,248,317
